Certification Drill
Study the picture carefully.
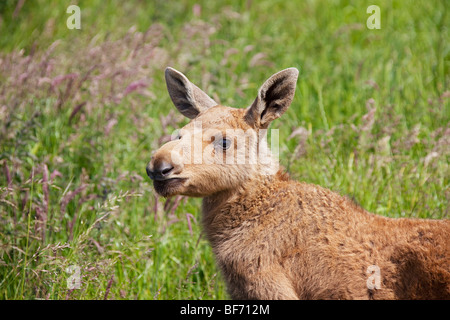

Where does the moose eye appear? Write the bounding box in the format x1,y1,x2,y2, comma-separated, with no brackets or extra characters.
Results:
220,138,231,150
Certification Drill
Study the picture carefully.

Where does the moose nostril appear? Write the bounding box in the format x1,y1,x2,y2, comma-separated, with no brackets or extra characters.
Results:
147,160,175,180
161,164,174,176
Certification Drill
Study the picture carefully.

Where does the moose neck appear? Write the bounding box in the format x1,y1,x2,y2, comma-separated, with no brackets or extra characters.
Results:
202,164,277,213
200,168,283,246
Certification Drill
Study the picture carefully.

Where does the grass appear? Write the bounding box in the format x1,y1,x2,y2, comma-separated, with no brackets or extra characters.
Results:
0,0,448,299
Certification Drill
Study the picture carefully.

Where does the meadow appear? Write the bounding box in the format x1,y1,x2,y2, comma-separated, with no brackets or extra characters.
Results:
0,0,448,299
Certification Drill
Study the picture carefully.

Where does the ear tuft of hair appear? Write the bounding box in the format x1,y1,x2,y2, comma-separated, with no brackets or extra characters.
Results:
165,67,218,119
245,67,299,128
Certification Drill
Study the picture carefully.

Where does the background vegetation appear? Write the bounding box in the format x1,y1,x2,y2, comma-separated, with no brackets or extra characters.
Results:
0,0,448,299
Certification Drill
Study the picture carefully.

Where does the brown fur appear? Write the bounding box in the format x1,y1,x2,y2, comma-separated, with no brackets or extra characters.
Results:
147,67,450,300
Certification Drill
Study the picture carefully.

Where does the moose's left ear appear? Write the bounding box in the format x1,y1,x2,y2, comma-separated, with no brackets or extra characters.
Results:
165,67,218,119
244,68,299,128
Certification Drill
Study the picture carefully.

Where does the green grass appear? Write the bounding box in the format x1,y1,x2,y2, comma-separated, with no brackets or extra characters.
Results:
0,0,448,299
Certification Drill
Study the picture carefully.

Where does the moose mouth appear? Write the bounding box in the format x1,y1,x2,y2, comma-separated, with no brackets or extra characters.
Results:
153,178,187,197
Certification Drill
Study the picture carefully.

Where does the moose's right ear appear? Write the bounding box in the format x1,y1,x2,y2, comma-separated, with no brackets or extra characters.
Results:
165,67,218,119
244,68,299,128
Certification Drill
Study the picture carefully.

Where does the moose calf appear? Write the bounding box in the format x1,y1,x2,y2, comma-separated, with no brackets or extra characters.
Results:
146,67,450,299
